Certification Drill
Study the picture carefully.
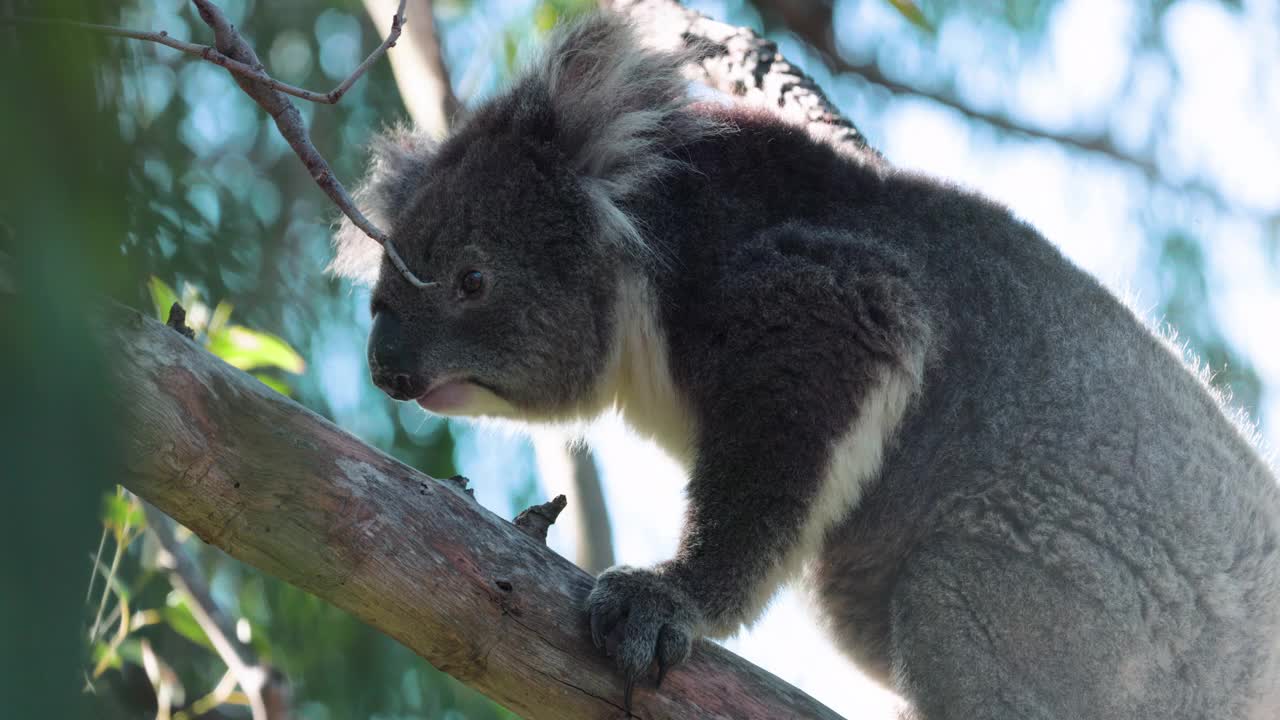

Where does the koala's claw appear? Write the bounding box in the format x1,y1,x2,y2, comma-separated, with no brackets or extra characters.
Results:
655,660,669,690
655,623,689,688
590,605,615,649
586,566,699,713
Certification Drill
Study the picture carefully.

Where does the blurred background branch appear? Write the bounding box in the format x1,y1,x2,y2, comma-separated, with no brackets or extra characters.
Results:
0,8,392,105
142,502,290,720
750,0,1265,223
532,434,616,573
361,0,458,137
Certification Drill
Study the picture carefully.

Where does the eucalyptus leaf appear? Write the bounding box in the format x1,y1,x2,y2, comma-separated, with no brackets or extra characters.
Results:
90,641,122,673
208,300,234,338
162,600,215,652
206,325,306,374
102,493,145,531
147,276,179,321
886,0,934,32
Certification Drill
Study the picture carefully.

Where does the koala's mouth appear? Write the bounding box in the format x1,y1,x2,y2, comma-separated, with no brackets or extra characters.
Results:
416,378,502,413
416,379,474,412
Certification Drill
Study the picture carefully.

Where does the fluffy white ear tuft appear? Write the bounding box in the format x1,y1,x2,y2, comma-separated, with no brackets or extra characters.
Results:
329,125,436,285
537,14,716,257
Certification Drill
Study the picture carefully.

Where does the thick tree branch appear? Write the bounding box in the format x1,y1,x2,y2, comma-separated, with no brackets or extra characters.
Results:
607,0,876,154
108,303,843,720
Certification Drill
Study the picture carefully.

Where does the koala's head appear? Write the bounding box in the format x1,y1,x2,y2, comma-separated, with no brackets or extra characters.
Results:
331,14,709,420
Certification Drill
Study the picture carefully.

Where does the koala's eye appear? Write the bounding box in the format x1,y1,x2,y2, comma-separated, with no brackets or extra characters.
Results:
458,269,486,297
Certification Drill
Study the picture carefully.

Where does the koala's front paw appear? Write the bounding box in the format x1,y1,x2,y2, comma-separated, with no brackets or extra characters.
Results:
586,565,700,710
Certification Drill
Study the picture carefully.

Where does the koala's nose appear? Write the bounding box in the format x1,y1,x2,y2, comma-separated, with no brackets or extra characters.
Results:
372,369,426,401
368,308,426,401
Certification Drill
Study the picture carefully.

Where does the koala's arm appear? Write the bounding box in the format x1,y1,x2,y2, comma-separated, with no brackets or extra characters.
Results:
587,225,928,698
662,399,838,631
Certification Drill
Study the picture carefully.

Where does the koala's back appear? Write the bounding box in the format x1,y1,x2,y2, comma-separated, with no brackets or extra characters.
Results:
614,99,1278,716
810,184,1280,718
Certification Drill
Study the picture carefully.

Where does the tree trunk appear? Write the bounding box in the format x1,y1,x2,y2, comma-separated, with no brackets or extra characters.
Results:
360,0,457,138
109,302,843,720
532,432,617,574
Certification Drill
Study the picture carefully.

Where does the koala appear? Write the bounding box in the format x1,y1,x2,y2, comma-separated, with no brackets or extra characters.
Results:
333,13,1280,720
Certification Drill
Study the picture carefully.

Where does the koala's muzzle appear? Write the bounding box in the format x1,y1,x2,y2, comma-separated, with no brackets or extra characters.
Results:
368,309,426,401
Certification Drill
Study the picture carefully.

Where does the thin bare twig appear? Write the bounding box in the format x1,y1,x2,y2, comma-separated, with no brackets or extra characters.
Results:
142,502,278,720
177,669,239,720
2,5,397,106
1,1,437,289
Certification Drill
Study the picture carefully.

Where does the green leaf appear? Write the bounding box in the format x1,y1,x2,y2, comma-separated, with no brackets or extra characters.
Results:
503,31,520,75
532,0,591,34
206,325,305,374
91,641,122,672
102,493,145,531
886,0,934,32
147,276,179,321
534,1,559,32
162,599,214,651
116,638,144,666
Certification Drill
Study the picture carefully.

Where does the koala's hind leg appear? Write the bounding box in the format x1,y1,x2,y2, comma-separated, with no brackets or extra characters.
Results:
887,539,1152,720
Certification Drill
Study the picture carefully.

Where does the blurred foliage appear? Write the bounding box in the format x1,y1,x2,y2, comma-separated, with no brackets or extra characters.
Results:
148,276,306,395
0,0,1271,718
82,277,511,719
84,489,516,720
885,0,934,32
0,2,131,719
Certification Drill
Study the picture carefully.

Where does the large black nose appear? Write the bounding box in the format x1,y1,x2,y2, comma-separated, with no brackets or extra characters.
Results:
372,369,426,401
368,309,426,401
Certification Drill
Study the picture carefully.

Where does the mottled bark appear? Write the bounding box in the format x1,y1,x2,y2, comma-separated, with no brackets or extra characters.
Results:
109,303,843,720
607,0,875,154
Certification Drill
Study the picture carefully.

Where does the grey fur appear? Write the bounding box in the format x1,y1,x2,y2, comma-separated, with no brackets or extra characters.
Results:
343,13,1280,719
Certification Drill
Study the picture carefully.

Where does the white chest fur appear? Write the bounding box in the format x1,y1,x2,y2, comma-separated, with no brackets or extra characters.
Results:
598,275,698,469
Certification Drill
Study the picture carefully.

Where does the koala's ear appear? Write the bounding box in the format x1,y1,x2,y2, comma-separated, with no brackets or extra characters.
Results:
540,14,703,193
329,125,436,285
535,14,714,255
